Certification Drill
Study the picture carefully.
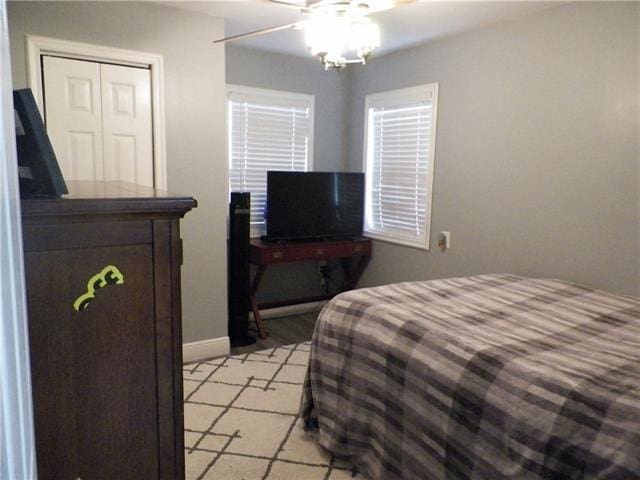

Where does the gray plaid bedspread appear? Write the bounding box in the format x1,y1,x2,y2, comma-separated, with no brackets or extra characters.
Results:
300,274,640,480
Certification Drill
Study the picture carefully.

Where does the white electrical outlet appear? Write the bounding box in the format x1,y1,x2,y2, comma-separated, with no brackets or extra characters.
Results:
440,231,451,249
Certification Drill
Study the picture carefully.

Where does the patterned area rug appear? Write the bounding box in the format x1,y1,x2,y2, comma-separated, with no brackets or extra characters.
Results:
183,342,360,480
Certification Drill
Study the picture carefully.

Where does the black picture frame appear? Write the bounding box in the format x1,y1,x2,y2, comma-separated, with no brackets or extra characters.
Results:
13,88,68,198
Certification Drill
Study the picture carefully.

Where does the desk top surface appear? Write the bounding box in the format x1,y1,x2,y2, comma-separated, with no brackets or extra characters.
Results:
250,237,371,249
249,237,371,265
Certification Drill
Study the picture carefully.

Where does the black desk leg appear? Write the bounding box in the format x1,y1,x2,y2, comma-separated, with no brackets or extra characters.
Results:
249,264,269,339
340,255,371,291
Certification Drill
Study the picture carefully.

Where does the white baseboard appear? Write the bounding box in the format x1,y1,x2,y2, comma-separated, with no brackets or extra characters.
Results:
182,303,323,364
183,336,230,363
250,301,326,320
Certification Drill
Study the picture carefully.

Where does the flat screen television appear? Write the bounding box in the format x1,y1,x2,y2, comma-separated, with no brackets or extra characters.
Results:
265,171,364,242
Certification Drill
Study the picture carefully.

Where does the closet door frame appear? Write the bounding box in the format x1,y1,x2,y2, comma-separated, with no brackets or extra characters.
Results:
25,35,167,190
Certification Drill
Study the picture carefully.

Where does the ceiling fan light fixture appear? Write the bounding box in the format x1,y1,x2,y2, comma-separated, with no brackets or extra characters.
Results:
348,17,380,54
305,13,349,56
304,9,380,69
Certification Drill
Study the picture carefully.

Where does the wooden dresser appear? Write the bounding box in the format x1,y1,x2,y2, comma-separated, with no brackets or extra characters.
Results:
21,181,195,480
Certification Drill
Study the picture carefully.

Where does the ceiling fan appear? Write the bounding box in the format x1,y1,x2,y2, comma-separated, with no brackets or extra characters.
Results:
213,0,413,70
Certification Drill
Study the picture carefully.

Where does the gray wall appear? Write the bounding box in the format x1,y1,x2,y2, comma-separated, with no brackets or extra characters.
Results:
226,46,350,303
346,2,640,296
8,1,229,342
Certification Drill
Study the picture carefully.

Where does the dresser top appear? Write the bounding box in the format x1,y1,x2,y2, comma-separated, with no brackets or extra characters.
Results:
22,181,197,219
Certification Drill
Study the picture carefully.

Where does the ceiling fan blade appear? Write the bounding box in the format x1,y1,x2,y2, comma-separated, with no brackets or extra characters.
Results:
213,22,304,44
365,0,416,14
266,0,312,11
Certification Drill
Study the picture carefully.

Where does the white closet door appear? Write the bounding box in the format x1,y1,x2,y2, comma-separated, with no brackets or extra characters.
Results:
100,63,153,187
42,56,104,181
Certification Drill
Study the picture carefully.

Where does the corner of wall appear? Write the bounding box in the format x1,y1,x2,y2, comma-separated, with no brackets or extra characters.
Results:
342,66,355,171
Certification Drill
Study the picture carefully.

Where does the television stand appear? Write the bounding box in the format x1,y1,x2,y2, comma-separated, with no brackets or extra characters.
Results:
248,237,372,339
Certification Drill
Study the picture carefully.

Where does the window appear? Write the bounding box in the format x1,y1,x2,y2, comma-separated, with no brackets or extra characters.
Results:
227,85,314,235
363,83,438,249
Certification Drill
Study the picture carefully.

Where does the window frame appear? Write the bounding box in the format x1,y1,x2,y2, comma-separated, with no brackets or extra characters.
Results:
362,83,439,250
226,84,315,237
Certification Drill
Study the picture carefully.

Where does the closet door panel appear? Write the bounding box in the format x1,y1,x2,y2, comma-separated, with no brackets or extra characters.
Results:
100,64,154,187
42,56,104,181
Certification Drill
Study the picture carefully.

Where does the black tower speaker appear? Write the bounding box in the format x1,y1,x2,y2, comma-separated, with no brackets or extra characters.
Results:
228,192,255,346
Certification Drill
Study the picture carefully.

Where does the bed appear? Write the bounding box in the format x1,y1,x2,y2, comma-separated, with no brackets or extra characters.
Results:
300,274,640,479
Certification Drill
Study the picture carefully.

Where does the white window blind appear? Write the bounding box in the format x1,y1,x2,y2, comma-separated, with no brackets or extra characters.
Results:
363,84,438,249
227,86,314,234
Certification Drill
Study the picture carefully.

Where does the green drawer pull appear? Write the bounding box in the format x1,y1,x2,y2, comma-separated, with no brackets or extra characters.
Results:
73,265,124,312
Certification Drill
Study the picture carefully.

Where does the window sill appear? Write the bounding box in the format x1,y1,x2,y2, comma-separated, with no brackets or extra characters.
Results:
364,231,430,251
